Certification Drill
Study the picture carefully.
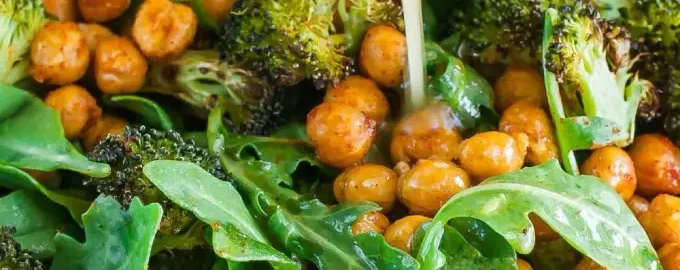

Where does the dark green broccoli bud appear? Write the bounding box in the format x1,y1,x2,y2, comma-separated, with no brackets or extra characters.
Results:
85,126,227,235
142,50,287,135
0,0,48,84
0,226,44,270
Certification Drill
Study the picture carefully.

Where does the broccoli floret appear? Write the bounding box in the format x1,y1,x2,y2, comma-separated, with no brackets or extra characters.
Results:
336,0,404,56
85,126,227,235
0,0,48,84
0,226,44,270
142,50,287,135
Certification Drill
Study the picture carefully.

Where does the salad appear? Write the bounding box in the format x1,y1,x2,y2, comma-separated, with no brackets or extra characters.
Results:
1,0,679,269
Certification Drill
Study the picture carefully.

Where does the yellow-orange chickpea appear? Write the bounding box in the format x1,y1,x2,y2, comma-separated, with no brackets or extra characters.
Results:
30,22,89,85
44,85,102,140
42,0,78,21
457,131,528,183
201,0,236,22
78,0,130,23
132,0,197,62
391,102,463,164
307,102,376,168
499,100,558,165
77,23,115,56
333,164,398,212
397,159,470,216
639,194,680,247
23,169,56,182
95,36,148,94
627,134,680,196
580,147,637,202
659,243,680,270
324,75,390,123
494,65,547,112
351,211,391,235
574,257,607,270
627,195,650,219
384,215,431,254
359,25,406,89
517,258,533,270
81,115,129,152
530,213,560,242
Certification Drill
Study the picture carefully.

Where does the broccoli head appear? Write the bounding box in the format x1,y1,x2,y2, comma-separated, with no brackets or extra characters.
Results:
0,0,48,84
85,126,227,235
0,226,44,270
336,0,404,56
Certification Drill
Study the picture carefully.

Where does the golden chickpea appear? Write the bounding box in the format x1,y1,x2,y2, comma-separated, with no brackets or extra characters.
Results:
574,257,607,270
324,75,390,123
397,159,470,216
659,243,680,270
499,100,558,165
359,25,406,89
391,103,463,164
517,258,533,270
23,169,56,182
457,131,528,183
639,194,680,247
530,214,560,242
627,134,680,196
201,0,236,22
132,0,198,62
81,115,129,152
580,147,637,202
30,22,89,85
44,85,102,140
78,0,130,23
352,211,391,235
333,164,398,212
494,65,547,112
627,195,650,219
77,23,115,56
95,36,148,94
384,215,431,254
307,102,376,168
42,0,78,21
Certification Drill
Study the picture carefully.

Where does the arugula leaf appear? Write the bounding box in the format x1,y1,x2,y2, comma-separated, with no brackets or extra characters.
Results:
416,160,660,270
104,95,177,131
51,196,163,270
354,232,420,270
0,84,110,177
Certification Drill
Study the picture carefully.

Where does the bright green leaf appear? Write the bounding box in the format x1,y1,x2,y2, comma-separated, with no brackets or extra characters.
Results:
104,95,176,131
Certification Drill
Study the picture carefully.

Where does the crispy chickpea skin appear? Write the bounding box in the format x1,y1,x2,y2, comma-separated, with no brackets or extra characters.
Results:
574,257,607,270
78,0,130,23
530,213,560,242
81,115,129,152
359,25,406,89
397,159,470,216
132,0,198,62
384,215,431,254
351,211,391,235
44,85,102,140
627,134,680,196
517,258,533,270
333,164,398,212
77,23,115,55
30,22,90,85
580,147,637,202
494,65,547,112
95,36,148,94
457,131,528,183
499,100,558,165
627,195,650,219
42,0,78,21
639,194,680,247
201,0,236,22
659,243,680,270
306,102,376,168
324,75,390,123
391,103,463,164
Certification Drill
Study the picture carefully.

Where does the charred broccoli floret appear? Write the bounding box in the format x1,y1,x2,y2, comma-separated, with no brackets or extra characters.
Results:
85,126,227,235
0,0,48,84
337,0,404,55
0,226,44,270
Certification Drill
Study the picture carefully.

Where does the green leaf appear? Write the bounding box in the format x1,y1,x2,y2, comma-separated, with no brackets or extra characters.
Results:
0,84,110,177
104,95,176,131
354,232,420,270
51,196,163,270
143,160,297,269
0,190,76,259
416,160,660,270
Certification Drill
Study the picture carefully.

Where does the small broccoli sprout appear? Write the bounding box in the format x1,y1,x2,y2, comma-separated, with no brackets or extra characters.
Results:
0,226,44,270
0,0,48,84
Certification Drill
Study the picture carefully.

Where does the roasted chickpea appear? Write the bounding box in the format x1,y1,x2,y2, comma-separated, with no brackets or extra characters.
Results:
132,0,198,62
95,36,148,94
639,194,680,247
78,0,130,23
457,131,528,183
333,164,398,212
30,22,89,85
352,211,391,235
659,243,680,270
77,23,115,56
44,85,102,140
580,147,637,202
499,100,558,165
627,134,680,196
306,102,376,168
42,0,78,21
81,115,129,152
23,169,56,182
517,258,533,270
397,159,470,216
494,65,547,112
324,75,390,123
384,215,431,254
574,257,607,270
530,214,560,242
201,0,236,22
391,103,463,164
359,25,406,89
627,195,650,219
